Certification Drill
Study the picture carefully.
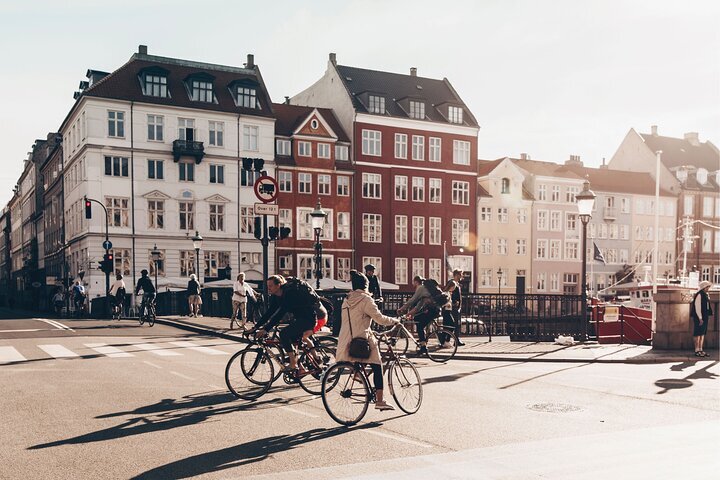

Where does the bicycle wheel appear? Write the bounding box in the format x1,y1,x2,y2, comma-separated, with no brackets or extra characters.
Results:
298,344,336,395
314,335,338,357
139,310,145,326
425,327,457,363
265,343,285,383
392,327,410,356
225,348,274,400
388,358,422,414
147,305,156,327
321,362,370,426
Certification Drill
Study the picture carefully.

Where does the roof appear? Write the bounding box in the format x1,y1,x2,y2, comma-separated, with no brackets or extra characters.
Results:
80,52,274,119
680,170,720,192
272,103,349,142
476,184,491,198
640,133,719,171
477,158,503,176
335,64,479,127
510,158,583,180
558,164,676,197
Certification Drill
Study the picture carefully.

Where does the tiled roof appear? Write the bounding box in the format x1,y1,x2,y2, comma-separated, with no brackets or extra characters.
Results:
272,103,349,142
477,158,503,176
81,53,275,118
335,65,479,127
476,184,491,197
680,171,720,192
559,164,676,197
510,158,584,179
640,133,719,171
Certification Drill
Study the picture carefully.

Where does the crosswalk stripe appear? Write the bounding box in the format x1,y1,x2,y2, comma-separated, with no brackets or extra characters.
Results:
0,346,26,364
170,341,228,356
84,343,134,358
134,343,182,356
38,344,79,358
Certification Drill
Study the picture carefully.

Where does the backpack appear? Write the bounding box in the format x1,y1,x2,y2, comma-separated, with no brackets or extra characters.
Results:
283,277,320,308
423,279,450,310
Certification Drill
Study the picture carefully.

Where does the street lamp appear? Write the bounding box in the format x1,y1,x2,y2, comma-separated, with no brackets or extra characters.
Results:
576,180,596,341
497,268,503,295
310,199,327,290
191,231,203,282
150,244,161,292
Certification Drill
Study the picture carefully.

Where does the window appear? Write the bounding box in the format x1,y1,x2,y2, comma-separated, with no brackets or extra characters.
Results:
204,251,230,278
429,137,441,162
702,230,712,253
478,268,491,287
703,197,714,217
429,217,441,245
179,162,194,182
278,171,292,192
337,212,350,240
497,238,508,255
550,273,560,292
620,249,628,264
429,259,441,282
236,86,257,108
448,106,463,124
565,241,578,260
337,176,349,196
538,184,547,201
620,224,629,240
147,115,163,141
148,249,165,277
715,231,720,253
335,145,349,161
279,208,292,232
517,208,527,224
537,239,548,259
412,217,425,244
412,258,425,279
684,196,694,215
395,176,408,201
412,177,425,202
551,185,560,202
549,240,561,259
362,173,381,199
429,178,441,203
516,239,527,255
318,174,331,195
278,255,293,271
317,143,330,159
480,238,492,254
108,111,124,137
501,178,510,194
148,200,164,229
209,164,224,184
243,125,259,151
609,224,619,240
362,213,382,242
550,211,561,231
276,139,291,156
452,181,470,205
240,206,255,235
368,95,385,114
412,135,425,160
337,258,351,281
451,218,469,246
241,169,261,186
209,204,224,231
481,207,492,222
565,213,577,232
394,134,407,159
298,141,311,157
112,248,131,276
362,257,382,278
297,207,333,240
361,130,381,156
143,74,167,97
178,118,195,141
105,197,129,227
409,100,425,119
566,186,579,203
537,210,548,230
452,140,470,165
536,273,546,291
621,197,630,213
298,173,312,194
179,201,194,230
209,121,224,146
191,79,214,102
395,258,408,285
104,156,128,177
395,215,408,243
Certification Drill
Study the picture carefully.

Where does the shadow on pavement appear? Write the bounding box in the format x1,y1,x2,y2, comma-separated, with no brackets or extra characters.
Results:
655,360,718,394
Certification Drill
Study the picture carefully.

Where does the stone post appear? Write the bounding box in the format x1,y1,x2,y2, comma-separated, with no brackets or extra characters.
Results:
653,288,718,350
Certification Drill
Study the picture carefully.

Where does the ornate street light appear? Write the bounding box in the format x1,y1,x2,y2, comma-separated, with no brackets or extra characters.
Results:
310,199,327,290
576,180,596,340
191,231,203,282
497,268,503,295
150,244,161,292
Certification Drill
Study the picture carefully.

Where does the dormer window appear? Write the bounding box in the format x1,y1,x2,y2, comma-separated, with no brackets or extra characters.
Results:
448,106,463,124
143,73,168,98
501,178,511,194
191,80,214,102
409,101,425,119
236,86,257,108
368,95,385,114
697,168,708,185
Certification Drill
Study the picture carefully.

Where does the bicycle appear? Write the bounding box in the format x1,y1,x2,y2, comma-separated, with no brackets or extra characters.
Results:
225,327,336,400
137,294,156,327
321,325,423,426
111,299,123,320
375,314,457,363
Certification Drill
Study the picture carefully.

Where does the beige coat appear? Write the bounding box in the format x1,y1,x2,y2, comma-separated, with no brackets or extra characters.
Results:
336,290,398,365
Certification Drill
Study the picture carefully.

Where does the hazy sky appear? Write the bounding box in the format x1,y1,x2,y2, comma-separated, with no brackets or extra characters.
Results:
1,0,718,207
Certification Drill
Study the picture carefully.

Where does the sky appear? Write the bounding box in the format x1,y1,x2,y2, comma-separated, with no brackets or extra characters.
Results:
1,0,718,207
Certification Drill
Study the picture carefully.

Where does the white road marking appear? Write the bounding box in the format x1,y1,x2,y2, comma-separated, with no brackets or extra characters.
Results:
280,406,320,418
0,346,26,364
38,319,74,331
169,371,195,381
0,329,43,333
134,343,182,356
360,429,433,448
170,341,228,356
38,344,79,359
84,343,134,358
143,361,162,369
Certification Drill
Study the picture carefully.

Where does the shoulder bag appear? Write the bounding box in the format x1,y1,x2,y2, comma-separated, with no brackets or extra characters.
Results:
346,306,371,359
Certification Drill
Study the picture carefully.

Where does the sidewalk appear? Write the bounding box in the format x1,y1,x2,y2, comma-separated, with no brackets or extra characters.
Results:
156,314,716,364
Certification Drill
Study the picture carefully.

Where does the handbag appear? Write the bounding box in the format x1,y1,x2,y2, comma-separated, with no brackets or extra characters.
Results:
346,306,371,359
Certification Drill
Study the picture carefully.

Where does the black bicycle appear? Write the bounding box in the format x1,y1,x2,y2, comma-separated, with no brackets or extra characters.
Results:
137,294,156,327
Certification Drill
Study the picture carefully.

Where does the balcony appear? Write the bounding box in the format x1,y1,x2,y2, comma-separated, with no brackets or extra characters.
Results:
172,140,205,164
603,206,617,221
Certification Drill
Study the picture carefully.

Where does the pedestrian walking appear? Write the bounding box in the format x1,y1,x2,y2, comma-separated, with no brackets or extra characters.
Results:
365,264,383,306
187,274,202,317
451,269,465,346
231,272,251,329
691,280,713,357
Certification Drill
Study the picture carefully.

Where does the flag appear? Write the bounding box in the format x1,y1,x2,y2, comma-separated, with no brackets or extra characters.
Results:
593,242,606,264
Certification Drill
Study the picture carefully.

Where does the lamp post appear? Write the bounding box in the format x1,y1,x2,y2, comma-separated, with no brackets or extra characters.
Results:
150,244,161,292
191,231,203,283
497,268,502,295
310,199,327,290
576,180,596,341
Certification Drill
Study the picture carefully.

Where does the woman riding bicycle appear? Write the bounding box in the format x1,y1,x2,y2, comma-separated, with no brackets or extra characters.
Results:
110,273,126,314
337,270,400,411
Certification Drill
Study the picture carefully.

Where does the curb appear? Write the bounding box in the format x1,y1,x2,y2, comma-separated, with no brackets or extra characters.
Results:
154,317,247,343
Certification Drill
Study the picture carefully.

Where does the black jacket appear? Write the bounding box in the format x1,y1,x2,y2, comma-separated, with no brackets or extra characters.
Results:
257,284,317,330
135,276,155,294
368,275,382,300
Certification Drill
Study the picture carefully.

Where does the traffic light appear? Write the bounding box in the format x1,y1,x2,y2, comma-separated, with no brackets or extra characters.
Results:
98,253,114,274
84,197,92,219
268,226,279,240
279,227,291,240
253,216,262,240
242,157,254,171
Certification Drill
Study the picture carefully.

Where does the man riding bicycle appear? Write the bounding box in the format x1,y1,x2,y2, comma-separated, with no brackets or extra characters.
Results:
254,275,327,381
135,269,156,317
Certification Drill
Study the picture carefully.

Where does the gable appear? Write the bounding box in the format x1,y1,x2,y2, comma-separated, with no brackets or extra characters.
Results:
204,194,231,203
142,190,171,200
295,111,337,139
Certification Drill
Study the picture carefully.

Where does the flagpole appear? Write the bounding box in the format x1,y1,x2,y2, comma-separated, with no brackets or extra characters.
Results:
443,241,447,286
591,240,594,297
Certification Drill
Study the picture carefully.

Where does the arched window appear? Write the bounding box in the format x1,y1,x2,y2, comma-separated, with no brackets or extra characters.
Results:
501,178,510,194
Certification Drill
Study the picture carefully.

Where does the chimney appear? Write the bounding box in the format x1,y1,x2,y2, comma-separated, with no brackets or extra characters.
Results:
651,125,658,136
565,154,583,166
284,96,290,105
684,132,700,146
329,53,337,66
410,67,417,77
520,153,529,160
246,54,255,69
138,45,148,55
599,157,608,169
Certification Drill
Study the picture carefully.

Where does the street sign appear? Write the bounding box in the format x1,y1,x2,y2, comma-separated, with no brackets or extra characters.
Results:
254,203,279,215
254,175,279,203
102,240,113,250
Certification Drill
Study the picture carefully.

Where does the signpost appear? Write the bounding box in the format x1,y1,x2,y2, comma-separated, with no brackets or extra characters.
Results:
252,175,280,304
254,203,278,215
254,175,279,204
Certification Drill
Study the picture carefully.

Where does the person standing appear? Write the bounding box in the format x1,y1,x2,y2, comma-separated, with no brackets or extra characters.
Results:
187,273,202,317
451,269,465,346
231,272,251,329
365,264,383,306
691,280,713,357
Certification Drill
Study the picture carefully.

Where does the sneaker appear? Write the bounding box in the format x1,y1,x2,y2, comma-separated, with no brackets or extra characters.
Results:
375,402,396,411
457,341,466,347
417,346,428,355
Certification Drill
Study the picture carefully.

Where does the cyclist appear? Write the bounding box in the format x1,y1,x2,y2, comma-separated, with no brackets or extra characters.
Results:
109,273,126,316
397,275,436,355
254,275,326,380
134,269,156,318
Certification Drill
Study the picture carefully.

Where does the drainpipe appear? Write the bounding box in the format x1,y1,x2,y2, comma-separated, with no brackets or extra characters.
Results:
237,114,241,273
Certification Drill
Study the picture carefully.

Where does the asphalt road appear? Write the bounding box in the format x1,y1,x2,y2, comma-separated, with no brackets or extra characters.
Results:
1,316,719,479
